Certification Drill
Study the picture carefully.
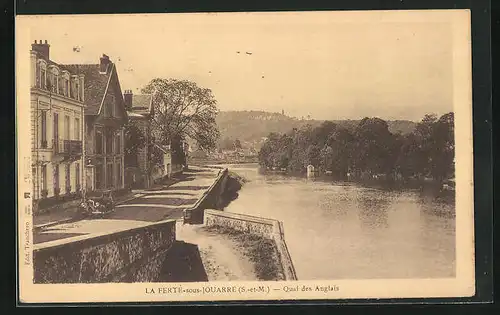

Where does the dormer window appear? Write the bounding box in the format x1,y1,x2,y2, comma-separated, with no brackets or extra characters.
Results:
65,78,70,97
71,76,80,101
61,71,70,97
37,60,47,89
75,81,80,100
48,65,59,93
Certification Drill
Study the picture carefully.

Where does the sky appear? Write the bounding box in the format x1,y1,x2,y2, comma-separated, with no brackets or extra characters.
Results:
23,11,464,121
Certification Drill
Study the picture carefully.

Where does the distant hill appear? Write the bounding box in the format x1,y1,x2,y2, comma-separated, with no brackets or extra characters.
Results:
215,110,417,149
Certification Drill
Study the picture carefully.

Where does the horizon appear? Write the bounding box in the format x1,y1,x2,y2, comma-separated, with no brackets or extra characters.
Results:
217,109,451,123
24,11,456,121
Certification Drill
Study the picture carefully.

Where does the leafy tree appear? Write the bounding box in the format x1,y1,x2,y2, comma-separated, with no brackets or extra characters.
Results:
353,117,394,175
429,112,454,181
124,122,146,167
306,144,322,167
142,78,220,151
219,137,235,150
324,127,355,177
234,139,242,149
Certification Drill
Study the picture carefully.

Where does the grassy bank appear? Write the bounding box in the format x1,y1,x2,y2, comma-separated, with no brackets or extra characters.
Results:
203,225,285,281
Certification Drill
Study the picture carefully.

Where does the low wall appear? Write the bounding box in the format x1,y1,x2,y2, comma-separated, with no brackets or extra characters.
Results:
33,220,176,283
183,168,229,224
204,209,298,280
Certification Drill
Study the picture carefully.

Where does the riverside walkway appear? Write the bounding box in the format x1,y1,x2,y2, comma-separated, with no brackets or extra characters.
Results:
33,166,220,247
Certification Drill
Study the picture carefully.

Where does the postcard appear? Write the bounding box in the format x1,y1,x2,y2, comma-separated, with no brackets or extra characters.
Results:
16,10,475,303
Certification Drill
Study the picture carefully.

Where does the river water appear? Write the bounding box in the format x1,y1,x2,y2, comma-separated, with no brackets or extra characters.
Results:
218,163,455,280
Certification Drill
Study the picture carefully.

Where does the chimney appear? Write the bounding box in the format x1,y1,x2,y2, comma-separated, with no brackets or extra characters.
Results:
124,90,133,110
99,54,111,73
31,40,50,60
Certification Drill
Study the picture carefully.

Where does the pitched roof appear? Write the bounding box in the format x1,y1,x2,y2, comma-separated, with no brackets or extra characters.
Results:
126,111,144,119
63,64,112,115
130,94,153,116
154,143,171,154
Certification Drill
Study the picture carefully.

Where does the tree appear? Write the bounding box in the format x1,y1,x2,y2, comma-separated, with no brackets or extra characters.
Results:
234,139,242,149
306,144,322,168
219,137,235,150
142,78,220,151
324,127,355,177
353,117,394,175
429,112,454,181
124,122,146,167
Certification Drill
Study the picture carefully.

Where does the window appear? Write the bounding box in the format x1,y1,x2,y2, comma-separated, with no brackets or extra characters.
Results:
95,163,104,189
65,78,70,96
75,163,80,190
95,130,103,154
114,131,121,154
47,72,56,93
53,113,59,151
35,63,40,88
65,164,70,192
106,163,113,188
70,78,77,99
40,111,47,148
41,165,47,191
116,162,122,187
53,164,59,191
58,75,65,95
75,80,80,101
74,118,80,140
106,128,113,155
64,115,70,140
109,102,114,117
40,68,46,89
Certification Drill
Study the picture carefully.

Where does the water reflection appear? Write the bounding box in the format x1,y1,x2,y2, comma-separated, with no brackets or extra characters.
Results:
219,163,455,279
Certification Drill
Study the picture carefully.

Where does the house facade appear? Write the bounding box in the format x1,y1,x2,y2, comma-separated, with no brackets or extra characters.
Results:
30,40,86,206
64,54,128,192
123,90,154,188
154,144,184,180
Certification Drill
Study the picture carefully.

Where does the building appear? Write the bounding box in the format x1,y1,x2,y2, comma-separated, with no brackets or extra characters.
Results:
153,144,184,180
123,90,154,188
64,54,128,192
30,40,86,207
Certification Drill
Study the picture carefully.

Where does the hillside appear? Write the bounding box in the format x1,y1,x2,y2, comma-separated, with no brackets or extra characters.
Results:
215,110,417,149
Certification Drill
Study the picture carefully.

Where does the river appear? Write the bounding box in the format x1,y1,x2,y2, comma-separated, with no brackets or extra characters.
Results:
218,163,455,280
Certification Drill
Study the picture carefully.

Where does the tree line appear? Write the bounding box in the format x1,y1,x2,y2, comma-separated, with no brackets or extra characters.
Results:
258,113,455,183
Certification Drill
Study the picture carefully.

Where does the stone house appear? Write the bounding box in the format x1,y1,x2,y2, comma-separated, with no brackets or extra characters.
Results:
123,90,154,188
30,40,86,208
64,54,128,192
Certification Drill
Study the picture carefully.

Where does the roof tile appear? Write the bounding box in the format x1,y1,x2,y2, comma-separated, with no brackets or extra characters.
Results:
63,64,111,115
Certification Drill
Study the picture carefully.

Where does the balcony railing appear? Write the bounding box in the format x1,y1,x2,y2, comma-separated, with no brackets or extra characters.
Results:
53,139,83,156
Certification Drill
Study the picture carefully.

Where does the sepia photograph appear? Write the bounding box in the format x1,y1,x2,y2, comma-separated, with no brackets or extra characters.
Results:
16,10,475,303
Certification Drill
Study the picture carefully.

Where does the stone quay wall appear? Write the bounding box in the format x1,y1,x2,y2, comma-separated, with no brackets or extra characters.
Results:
203,209,298,281
33,220,176,283
183,168,229,224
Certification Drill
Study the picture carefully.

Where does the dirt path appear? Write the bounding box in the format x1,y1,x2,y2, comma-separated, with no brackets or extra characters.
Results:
176,222,258,281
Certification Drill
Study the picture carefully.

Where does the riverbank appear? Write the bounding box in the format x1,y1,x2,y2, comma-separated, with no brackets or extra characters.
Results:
204,225,284,281
175,222,258,281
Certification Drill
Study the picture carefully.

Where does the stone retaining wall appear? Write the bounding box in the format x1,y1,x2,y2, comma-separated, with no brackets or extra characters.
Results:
203,209,298,280
33,220,176,283
183,168,229,224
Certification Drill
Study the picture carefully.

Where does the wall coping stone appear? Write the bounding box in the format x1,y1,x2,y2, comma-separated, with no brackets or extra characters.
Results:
34,219,177,252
